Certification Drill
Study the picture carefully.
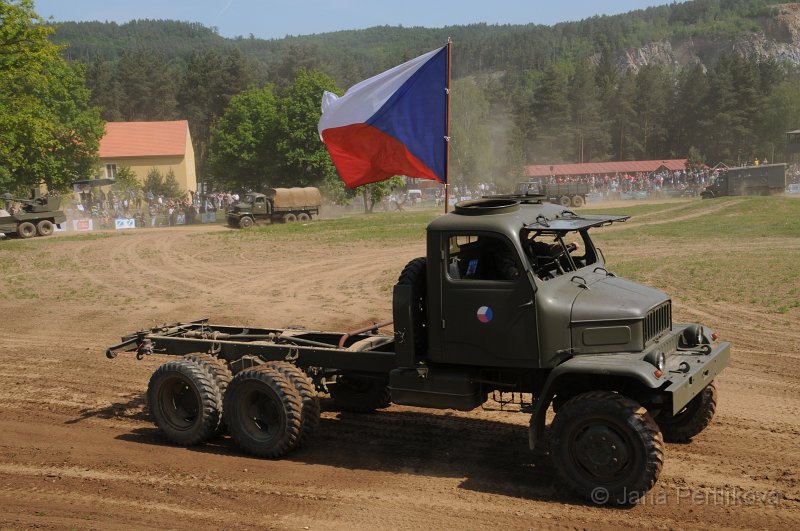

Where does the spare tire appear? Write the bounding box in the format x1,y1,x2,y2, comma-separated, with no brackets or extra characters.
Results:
397,257,427,357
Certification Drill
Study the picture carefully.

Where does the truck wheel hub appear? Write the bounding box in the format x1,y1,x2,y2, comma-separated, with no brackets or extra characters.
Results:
574,425,629,478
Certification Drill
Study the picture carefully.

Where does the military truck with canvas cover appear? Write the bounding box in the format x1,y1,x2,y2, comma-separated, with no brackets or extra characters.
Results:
227,187,321,227
1,190,65,239
109,197,729,505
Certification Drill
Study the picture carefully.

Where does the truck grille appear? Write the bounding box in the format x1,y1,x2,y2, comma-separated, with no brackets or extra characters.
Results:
644,302,672,344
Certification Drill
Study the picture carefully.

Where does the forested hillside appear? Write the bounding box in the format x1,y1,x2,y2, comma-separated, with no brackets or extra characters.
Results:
24,0,800,192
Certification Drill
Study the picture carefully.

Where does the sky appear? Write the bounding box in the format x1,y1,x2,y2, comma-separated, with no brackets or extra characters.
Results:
33,0,670,40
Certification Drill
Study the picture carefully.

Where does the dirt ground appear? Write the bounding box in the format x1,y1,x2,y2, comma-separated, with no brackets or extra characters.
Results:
1,200,799,530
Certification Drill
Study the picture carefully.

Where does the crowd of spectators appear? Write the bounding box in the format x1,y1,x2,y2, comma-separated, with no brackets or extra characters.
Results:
539,168,713,196
62,189,245,229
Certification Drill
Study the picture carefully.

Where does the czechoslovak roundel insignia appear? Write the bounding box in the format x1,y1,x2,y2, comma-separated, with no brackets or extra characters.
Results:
476,306,493,323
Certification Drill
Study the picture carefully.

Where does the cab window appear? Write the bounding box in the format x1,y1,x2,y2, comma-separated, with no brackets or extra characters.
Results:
446,234,521,281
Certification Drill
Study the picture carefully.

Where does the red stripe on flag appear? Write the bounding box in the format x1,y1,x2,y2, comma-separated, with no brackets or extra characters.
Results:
322,124,440,188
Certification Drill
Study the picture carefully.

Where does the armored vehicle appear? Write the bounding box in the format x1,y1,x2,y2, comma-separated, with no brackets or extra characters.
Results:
226,187,321,228
109,197,729,504
0,189,66,239
701,163,787,198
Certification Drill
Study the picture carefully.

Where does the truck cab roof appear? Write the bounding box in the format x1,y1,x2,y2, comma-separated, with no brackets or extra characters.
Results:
427,198,627,238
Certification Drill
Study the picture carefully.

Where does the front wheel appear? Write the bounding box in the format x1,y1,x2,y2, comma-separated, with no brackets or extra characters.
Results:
239,216,254,228
656,381,717,442
17,222,36,239
549,391,664,505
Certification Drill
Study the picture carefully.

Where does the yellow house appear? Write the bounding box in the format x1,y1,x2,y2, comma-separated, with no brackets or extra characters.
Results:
98,120,197,192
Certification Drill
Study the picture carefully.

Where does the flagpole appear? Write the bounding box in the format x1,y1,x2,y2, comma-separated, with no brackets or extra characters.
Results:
444,37,452,213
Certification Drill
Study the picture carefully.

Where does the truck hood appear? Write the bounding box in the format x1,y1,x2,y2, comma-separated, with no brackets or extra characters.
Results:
571,275,669,323
231,201,252,212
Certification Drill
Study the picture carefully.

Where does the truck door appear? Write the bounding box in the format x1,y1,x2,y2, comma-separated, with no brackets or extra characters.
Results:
253,195,267,214
438,233,540,367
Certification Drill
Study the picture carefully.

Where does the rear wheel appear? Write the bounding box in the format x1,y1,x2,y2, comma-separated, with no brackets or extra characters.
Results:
283,213,297,223
297,212,311,222
559,195,572,207
17,222,36,239
146,359,222,445
182,353,232,432
571,195,585,208
36,219,54,236
239,216,254,228
329,375,391,413
265,361,320,447
656,381,717,442
224,366,303,457
549,391,664,505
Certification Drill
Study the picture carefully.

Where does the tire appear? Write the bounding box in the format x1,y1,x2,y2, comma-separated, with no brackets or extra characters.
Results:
571,195,585,208
182,353,232,434
239,216,254,228
146,359,223,445
36,219,54,236
297,212,311,222
559,195,572,207
224,366,303,458
329,374,391,413
17,222,36,239
397,257,427,357
283,213,297,223
549,391,664,505
264,361,320,447
656,381,717,443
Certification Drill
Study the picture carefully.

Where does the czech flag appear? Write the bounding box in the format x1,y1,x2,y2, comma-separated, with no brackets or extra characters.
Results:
318,45,449,188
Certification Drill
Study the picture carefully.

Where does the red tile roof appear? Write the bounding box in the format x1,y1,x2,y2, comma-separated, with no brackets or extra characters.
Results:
525,159,688,177
99,121,189,158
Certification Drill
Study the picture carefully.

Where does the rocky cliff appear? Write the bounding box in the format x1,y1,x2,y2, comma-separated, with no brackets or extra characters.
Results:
610,3,800,73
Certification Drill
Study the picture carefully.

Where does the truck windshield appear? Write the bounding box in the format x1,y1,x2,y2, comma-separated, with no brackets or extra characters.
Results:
521,228,597,280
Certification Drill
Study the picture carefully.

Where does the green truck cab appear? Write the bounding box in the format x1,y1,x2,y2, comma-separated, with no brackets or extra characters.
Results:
391,197,729,502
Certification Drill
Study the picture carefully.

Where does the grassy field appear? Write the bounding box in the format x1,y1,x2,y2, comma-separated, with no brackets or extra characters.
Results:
1,197,798,316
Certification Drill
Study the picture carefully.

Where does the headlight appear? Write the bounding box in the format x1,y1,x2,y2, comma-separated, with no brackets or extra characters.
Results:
680,324,703,347
655,351,665,372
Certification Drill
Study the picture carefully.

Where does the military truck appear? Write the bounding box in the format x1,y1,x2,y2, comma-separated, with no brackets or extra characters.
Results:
227,187,321,228
0,189,65,239
109,197,729,504
515,180,589,207
701,163,787,198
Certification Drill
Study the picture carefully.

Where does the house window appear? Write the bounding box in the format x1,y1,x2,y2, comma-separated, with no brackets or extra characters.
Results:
105,163,117,179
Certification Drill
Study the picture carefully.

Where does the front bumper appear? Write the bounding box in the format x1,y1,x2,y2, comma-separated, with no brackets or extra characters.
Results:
663,341,731,415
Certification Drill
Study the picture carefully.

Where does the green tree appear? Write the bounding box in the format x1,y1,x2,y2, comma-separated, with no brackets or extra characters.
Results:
631,64,671,159
0,0,104,191
142,168,164,197
112,166,140,194
178,48,254,190
531,62,572,162
275,68,339,187
163,169,185,199
569,62,609,162
208,86,281,190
